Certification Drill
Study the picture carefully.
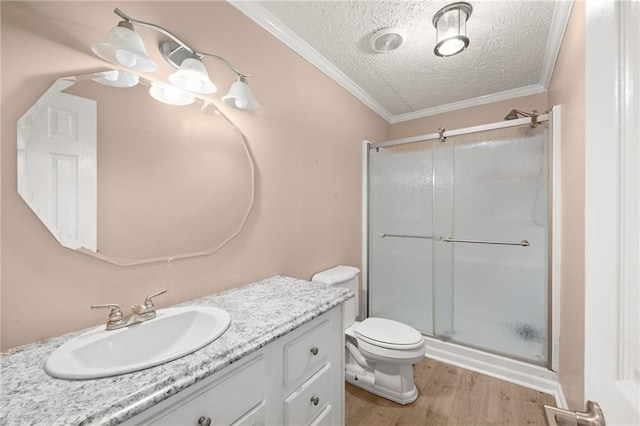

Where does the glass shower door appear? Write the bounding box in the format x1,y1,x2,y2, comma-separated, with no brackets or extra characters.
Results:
368,141,434,334
367,122,550,367
434,124,549,365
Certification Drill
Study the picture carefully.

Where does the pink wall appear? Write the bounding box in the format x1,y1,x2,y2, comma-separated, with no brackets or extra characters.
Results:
548,1,586,410
0,2,388,350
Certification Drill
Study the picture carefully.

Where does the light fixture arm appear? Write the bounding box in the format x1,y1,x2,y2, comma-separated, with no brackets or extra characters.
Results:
196,52,249,79
114,8,193,54
113,8,249,78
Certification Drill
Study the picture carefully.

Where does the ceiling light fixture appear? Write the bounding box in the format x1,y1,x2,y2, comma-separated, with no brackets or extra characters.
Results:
92,8,259,109
432,2,473,58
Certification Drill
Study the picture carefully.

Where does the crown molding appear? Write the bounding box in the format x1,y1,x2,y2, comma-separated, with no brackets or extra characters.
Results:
389,84,546,124
540,0,574,89
227,0,394,122
228,0,569,125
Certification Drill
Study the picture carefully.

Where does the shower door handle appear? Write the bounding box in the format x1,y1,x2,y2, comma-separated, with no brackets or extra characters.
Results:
442,237,530,247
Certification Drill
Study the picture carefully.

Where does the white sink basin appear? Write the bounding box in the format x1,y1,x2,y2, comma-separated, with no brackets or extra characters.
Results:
45,306,231,380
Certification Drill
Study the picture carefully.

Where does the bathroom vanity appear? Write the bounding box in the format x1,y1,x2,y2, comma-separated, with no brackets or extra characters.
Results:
0,276,352,425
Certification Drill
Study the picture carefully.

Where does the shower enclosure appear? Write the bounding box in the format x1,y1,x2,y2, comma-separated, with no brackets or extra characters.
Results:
367,118,550,367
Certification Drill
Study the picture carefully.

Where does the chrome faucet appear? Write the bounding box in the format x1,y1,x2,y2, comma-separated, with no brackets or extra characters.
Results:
91,290,167,330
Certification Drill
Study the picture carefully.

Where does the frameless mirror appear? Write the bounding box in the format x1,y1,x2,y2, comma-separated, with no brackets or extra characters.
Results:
18,70,254,266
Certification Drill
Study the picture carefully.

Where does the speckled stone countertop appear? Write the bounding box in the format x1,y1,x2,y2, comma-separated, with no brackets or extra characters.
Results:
0,276,352,426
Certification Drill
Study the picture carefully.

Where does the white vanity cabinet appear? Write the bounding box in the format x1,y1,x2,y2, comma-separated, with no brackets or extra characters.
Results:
123,305,344,426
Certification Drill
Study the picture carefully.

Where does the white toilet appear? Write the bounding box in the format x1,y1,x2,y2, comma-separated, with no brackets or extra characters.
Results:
311,265,426,405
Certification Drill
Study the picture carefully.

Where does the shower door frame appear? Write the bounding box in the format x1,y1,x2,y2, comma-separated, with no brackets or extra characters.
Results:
362,106,562,372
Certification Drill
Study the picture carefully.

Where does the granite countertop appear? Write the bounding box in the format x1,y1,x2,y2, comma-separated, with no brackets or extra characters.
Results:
0,276,352,426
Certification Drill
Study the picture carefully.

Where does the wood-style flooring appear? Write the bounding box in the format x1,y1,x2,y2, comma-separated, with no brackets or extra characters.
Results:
345,357,555,425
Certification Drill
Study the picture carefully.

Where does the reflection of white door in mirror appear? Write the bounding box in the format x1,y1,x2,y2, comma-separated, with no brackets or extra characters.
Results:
18,84,97,251
18,70,255,266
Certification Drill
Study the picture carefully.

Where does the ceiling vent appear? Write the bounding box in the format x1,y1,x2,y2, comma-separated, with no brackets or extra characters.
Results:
370,27,406,53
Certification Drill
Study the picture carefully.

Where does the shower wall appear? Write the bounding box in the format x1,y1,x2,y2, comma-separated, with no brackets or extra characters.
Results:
369,122,549,366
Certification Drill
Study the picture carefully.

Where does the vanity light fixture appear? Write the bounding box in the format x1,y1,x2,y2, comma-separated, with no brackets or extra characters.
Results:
92,70,140,88
149,81,196,106
432,2,473,57
92,20,157,72
92,8,259,109
222,76,260,110
168,57,217,94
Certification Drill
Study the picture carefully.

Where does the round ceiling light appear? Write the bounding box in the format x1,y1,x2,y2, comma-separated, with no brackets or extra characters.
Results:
370,27,407,53
433,2,473,57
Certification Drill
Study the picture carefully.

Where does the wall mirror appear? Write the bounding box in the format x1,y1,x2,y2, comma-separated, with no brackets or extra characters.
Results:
17,69,254,266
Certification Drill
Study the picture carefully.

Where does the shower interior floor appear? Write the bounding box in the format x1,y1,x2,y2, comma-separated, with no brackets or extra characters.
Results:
448,312,547,365
374,304,546,365
345,356,555,425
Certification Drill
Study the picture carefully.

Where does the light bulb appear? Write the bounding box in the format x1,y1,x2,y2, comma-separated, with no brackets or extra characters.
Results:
102,70,119,82
438,38,465,56
164,85,182,103
115,49,137,68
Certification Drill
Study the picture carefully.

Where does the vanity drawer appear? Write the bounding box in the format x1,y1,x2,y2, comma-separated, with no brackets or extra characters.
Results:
310,405,333,426
144,356,265,425
284,363,332,425
284,319,331,385
231,401,265,426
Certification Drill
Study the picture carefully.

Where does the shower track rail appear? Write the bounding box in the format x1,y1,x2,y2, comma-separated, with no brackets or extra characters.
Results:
380,233,530,247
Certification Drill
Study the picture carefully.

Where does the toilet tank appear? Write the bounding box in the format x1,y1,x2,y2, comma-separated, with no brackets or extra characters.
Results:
311,265,360,328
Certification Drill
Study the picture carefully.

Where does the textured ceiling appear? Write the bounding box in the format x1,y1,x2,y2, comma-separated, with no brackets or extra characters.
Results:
233,0,568,123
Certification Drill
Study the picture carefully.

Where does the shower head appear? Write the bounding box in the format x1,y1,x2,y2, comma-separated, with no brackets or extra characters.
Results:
504,109,540,127
504,109,523,120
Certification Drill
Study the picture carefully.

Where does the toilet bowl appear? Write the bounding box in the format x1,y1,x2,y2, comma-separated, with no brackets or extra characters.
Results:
311,265,426,405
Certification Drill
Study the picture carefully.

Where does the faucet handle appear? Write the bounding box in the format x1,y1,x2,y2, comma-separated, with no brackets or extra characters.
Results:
90,304,124,329
144,289,167,310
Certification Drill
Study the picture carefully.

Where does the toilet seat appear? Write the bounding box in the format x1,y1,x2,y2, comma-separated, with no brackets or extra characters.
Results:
354,317,424,350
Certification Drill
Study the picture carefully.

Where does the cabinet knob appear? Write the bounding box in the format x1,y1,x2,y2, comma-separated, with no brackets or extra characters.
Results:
310,346,319,356
198,416,212,426
310,396,320,406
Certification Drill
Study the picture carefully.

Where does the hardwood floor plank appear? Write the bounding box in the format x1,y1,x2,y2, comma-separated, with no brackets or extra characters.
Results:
345,357,555,425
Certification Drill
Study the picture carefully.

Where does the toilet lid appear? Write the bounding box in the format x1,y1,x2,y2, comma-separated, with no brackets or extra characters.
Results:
355,317,424,349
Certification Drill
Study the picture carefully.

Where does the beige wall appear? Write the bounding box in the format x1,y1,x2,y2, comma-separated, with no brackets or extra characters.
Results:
548,1,585,410
389,92,548,140
0,1,388,350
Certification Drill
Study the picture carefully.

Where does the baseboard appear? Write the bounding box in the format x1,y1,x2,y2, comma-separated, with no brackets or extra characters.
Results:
423,337,567,408
553,383,568,409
